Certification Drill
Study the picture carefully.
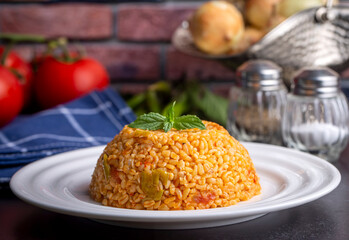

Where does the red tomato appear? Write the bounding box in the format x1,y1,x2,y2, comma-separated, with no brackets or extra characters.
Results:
31,53,54,72
34,57,109,109
0,66,24,127
0,48,33,106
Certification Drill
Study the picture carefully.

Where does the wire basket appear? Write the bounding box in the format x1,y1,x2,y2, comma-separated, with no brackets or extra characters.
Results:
172,1,349,85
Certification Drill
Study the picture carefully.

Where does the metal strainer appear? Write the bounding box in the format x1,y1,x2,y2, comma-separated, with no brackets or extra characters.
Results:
172,0,349,85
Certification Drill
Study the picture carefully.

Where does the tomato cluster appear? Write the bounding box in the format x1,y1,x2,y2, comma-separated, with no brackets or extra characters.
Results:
0,47,109,128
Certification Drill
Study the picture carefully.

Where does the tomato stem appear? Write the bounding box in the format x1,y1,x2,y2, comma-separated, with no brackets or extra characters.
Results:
45,40,59,55
56,37,75,63
0,33,46,43
0,33,46,66
0,34,85,64
0,42,14,66
8,68,25,83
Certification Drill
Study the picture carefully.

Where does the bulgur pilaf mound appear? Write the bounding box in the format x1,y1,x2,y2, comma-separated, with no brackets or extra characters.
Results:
89,121,261,210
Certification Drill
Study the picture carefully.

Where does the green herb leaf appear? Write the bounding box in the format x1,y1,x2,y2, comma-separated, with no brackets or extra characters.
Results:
128,102,206,132
128,112,166,130
163,121,173,133
161,95,188,117
166,101,176,123
173,115,206,130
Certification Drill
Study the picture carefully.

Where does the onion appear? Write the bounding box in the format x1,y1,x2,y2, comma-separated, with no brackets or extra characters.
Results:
245,0,281,29
233,27,266,53
278,0,338,18
189,1,244,55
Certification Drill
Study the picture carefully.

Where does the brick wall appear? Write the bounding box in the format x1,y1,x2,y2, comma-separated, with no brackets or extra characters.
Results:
0,2,235,97
2,1,349,98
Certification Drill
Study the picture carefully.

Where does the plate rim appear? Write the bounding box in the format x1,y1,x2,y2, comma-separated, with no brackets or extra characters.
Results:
9,142,341,223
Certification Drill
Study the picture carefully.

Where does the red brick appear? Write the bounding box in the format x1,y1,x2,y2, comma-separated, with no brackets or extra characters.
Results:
82,44,161,81
0,4,112,40
117,83,150,95
165,47,236,81
117,4,196,41
11,44,161,81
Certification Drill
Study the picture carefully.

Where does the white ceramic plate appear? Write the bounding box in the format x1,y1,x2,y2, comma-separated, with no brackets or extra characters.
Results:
10,143,341,229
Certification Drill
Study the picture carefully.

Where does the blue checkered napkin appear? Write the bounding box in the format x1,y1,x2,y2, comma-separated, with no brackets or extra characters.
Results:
0,87,136,183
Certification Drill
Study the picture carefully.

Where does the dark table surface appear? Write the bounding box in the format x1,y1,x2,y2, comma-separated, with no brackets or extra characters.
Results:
1,146,349,240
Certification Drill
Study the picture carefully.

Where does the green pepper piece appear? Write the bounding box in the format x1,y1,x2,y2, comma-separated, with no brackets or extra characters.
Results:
140,170,169,201
153,190,164,201
103,154,110,181
141,171,153,194
157,169,169,185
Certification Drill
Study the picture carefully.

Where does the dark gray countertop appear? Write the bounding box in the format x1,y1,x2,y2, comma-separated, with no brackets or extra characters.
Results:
1,147,348,240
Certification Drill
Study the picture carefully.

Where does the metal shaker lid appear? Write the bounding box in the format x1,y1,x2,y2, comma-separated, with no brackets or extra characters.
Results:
292,67,340,98
237,59,283,90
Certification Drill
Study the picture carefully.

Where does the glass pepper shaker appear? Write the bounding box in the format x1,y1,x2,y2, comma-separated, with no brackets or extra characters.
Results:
282,67,349,162
227,59,287,145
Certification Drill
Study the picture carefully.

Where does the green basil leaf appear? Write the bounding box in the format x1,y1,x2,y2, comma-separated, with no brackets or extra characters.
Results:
161,95,188,117
173,115,206,130
163,121,173,133
128,102,206,132
128,112,166,130
166,101,176,123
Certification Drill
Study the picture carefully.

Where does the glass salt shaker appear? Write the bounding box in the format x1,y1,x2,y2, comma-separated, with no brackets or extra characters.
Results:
227,59,287,145
282,67,349,162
